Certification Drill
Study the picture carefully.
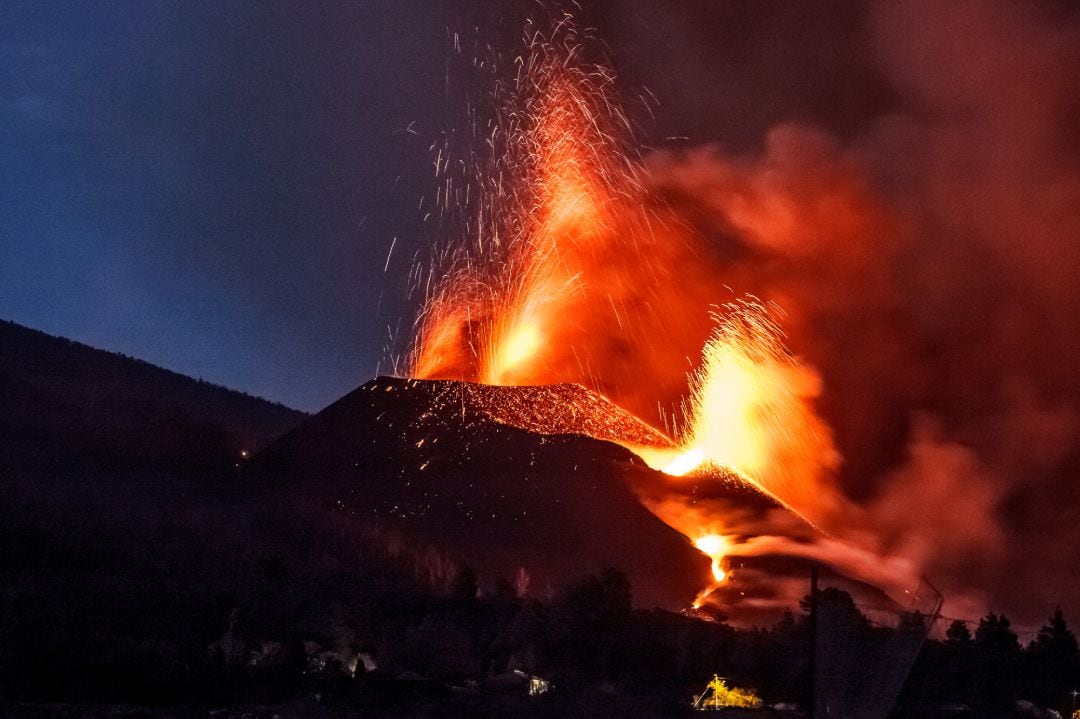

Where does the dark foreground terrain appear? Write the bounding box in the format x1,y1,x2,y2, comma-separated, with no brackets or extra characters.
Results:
2,320,1079,718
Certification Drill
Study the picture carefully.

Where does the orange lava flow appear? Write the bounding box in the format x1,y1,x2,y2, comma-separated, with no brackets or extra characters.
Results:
638,301,839,513
409,28,630,388
406,16,840,604
481,74,605,385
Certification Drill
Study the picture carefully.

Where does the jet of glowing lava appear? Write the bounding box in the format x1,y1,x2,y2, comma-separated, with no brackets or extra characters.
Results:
694,533,730,583
633,301,839,515
680,301,839,515
688,533,734,609
405,14,858,612
409,21,637,388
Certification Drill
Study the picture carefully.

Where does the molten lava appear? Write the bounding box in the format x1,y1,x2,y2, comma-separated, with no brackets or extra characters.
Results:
637,301,839,517
660,448,707,477
410,31,631,389
694,534,730,583
406,14,845,609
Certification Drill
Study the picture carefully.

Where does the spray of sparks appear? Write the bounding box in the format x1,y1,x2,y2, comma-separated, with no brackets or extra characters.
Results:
406,13,838,605
411,16,639,387
635,301,839,510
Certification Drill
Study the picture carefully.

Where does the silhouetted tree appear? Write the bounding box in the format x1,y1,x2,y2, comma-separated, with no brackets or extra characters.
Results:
800,586,870,630
450,564,478,601
945,619,972,645
553,569,632,632
1026,608,1080,708
550,569,632,679
974,612,1021,711
976,612,1020,654
899,610,927,633
491,575,518,603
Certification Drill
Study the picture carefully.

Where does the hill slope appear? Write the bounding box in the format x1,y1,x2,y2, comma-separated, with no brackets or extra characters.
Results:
257,377,893,622
258,377,722,608
0,319,306,466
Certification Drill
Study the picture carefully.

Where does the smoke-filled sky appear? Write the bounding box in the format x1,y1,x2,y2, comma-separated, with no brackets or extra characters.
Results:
0,0,910,412
4,0,1080,625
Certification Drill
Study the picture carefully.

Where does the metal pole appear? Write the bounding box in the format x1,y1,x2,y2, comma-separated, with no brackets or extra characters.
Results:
808,565,819,719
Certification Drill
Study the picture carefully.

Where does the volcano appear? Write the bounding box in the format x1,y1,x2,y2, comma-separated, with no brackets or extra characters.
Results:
254,376,826,612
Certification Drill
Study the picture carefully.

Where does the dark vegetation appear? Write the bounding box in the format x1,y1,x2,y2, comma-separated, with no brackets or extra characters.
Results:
255,375,718,610
0,319,305,467
2,320,1079,718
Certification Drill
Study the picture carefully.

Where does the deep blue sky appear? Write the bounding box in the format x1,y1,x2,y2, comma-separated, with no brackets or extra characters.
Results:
6,0,1080,627
0,0,884,411
0,2,456,410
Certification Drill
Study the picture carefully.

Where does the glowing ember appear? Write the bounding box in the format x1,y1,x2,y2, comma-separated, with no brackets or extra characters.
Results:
409,20,632,389
687,308,777,481
662,448,707,477
405,13,844,610
694,534,730,583
486,319,543,384
674,300,838,515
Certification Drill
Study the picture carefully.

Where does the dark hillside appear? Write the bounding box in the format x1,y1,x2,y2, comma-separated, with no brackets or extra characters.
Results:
0,319,306,467
0,320,342,704
256,377,719,609
0,323,939,716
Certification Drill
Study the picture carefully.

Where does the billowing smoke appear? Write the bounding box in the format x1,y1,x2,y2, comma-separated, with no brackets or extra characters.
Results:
415,0,1080,625
628,0,1080,625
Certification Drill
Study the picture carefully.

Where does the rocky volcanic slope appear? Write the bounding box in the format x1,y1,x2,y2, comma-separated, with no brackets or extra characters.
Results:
257,376,893,623
452,380,674,447
257,377,714,608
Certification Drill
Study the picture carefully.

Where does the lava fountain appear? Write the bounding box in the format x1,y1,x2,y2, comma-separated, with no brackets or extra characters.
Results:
406,12,845,609
410,18,638,387
634,300,840,519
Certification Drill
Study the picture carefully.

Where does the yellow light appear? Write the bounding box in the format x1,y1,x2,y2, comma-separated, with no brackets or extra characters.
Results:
694,534,730,583
662,448,706,476
500,322,541,375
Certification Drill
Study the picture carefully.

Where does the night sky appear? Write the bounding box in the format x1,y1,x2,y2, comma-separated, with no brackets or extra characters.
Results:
5,0,1080,622
1,1,451,411
1,0,895,413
